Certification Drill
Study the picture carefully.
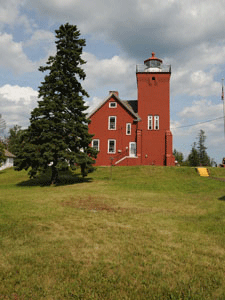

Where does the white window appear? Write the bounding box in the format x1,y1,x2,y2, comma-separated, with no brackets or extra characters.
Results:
92,139,100,151
148,115,153,130
108,116,116,130
154,115,159,130
109,102,117,108
108,139,116,153
126,123,131,135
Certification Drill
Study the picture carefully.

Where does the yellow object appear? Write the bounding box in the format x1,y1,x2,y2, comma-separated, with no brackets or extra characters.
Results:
196,167,209,177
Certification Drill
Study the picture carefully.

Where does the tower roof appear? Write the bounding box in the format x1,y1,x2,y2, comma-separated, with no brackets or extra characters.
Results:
144,52,162,64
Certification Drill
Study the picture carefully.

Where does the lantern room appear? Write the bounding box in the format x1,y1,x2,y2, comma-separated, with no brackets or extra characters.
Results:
144,52,162,72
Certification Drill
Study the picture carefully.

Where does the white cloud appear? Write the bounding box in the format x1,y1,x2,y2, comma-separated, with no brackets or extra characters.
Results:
83,52,136,99
0,84,38,104
172,99,224,162
0,0,20,25
0,33,35,74
179,99,223,120
86,96,103,114
27,0,225,56
24,30,55,47
0,84,38,129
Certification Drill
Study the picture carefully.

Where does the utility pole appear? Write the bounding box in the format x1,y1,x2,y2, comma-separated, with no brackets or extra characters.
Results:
222,78,225,137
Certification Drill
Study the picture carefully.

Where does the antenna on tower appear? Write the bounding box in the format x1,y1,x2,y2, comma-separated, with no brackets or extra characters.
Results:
222,78,225,138
0,114,6,133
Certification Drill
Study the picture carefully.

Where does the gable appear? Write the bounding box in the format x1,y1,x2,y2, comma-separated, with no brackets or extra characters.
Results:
4,149,15,158
88,92,140,121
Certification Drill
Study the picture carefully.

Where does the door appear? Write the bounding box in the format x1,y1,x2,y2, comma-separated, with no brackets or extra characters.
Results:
129,142,136,157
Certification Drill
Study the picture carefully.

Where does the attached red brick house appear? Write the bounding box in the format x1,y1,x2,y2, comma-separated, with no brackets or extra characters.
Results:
88,52,175,166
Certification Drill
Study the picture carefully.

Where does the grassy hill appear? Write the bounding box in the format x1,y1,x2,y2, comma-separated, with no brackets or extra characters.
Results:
0,166,225,299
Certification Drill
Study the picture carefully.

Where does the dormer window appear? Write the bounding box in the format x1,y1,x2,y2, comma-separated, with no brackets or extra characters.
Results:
109,102,117,108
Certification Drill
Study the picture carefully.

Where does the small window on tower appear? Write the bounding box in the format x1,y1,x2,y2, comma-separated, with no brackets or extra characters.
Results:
152,77,155,80
154,115,159,130
109,102,117,108
148,115,153,130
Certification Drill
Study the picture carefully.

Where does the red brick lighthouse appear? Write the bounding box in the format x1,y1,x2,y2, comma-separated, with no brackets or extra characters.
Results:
136,52,174,166
88,52,175,166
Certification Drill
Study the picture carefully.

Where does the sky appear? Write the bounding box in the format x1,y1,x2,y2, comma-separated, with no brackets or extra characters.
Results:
0,0,225,164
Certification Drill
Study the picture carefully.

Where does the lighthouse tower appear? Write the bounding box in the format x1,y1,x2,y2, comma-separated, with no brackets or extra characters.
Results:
136,52,175,166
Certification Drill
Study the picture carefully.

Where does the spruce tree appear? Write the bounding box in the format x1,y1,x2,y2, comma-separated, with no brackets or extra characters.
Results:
197,130,211,166
15,23,97,183
187,142,200,166
187,130,212,167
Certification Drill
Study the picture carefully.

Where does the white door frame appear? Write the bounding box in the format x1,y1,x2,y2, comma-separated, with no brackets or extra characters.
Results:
129,142,136,157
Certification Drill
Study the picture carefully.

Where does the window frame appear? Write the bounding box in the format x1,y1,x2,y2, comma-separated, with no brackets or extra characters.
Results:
108,116,117,130
109,102,117,108
154,115,159,130
148,115,153,130
92,139,100,151
126,123,131,135
108,139,116,154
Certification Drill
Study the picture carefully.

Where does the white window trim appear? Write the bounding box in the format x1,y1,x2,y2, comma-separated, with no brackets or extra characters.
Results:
109,102,117,108
126,123,131,135
92,139,100,151
108,116,117,130
108,139,116,154
148,115,153,130
154,115,159,130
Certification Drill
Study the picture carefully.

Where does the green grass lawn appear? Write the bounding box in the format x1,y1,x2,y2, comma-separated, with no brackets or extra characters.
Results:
0,166,225,299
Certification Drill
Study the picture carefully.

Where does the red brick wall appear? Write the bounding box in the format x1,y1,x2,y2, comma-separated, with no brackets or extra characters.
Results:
89,95,138,166
136,72,174,165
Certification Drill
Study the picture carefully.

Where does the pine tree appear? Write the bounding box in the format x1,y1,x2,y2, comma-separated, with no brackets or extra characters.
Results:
197,129,211,166
15,23,97,183
187,142,200,166
187,130,212,167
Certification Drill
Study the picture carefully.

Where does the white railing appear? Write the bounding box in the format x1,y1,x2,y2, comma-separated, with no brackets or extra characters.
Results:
114,156,138,165
136,64,171,73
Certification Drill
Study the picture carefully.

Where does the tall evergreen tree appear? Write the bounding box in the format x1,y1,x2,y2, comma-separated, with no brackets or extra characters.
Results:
187,130,212,167
15,23,97,183
187,142,200,166
0,142,6,167
197,129,211,166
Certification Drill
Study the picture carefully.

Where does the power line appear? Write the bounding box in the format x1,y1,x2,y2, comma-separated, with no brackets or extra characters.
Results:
171,116,224,129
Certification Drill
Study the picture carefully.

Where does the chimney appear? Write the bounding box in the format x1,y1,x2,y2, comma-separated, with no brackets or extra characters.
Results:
109,91,119,97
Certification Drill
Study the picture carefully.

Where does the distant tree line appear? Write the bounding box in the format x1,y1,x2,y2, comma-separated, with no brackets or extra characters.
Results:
173,130,215,167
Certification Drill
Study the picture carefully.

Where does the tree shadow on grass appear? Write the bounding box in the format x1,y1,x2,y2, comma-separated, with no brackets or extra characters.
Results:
218,195,225,201
17,169,93,187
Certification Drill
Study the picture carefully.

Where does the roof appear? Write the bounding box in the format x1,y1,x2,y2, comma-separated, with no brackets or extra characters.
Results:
144,52,162,64
87,92,141,121
123,100,138,114
4,149,16,158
